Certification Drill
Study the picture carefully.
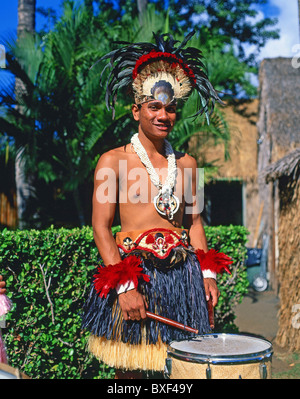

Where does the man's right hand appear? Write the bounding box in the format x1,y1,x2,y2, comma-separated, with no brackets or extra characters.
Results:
118,289,148,321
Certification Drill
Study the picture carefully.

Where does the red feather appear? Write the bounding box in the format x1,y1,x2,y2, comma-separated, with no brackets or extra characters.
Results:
195,249,232,275
132,50,197,84
93,255,150,298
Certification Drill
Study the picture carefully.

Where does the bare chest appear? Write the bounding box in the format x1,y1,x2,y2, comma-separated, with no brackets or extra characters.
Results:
118,156,189,204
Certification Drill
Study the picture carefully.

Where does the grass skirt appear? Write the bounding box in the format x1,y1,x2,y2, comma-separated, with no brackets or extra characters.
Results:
81,246,210,371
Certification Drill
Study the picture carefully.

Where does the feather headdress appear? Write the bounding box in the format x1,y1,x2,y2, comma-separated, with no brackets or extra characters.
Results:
96,31,222,120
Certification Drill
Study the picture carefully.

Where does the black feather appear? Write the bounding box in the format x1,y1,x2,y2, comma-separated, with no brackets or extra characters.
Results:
94,31,222,121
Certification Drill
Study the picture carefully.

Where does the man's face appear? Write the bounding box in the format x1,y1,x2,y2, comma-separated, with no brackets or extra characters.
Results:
132,100,177,139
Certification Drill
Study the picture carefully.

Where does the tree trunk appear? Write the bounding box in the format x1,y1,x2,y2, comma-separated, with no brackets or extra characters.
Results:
17,0,36,36
137,0,148,25
15,0,36,229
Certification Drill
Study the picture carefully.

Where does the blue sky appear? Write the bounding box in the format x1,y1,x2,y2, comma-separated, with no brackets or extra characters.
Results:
0,0,299,59
0,0,64,35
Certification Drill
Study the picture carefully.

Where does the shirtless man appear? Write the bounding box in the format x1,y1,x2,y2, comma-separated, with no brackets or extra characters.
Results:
92,100,219,323
82,32,231,378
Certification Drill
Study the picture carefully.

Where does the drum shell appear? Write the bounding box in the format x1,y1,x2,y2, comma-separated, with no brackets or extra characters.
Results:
165,334,273,380
0,362,30,379
167,356,272,379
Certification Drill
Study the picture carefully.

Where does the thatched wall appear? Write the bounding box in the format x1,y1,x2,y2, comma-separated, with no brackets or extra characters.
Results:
189,99,260,243
275,173,300,351
257,58,300,288
257,58,300,166
190,99,259,181
262,148,300,350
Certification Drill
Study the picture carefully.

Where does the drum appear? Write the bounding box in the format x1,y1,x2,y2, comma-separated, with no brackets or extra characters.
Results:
0,362,30,379
165,334,273,379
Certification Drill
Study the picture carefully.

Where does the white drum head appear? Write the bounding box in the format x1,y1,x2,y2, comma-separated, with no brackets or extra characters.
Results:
168,334,273,364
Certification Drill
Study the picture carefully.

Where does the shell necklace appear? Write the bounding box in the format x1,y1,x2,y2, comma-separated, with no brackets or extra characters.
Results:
131,132,179,220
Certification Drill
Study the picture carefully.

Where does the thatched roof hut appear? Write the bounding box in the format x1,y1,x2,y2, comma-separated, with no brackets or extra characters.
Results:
261,147,300,183
189,57,300,318
261,148,300,351
257,58,300,168
256,57,300,292
258,57,300,349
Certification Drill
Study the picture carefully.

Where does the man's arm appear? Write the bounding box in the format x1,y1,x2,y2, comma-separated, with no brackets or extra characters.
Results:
183,155,220,307
92,151,147,321
92,151,122,266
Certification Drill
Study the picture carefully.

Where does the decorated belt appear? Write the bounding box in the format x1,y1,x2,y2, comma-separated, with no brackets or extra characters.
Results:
115,228,189,260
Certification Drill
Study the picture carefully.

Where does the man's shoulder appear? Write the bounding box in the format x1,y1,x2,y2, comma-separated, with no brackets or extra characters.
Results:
96,144,131,167
175,150,197,168
102,144,130,156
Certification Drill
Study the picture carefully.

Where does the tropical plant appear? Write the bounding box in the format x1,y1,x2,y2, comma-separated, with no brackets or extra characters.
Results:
1,224,248,378
0,1,261,228
14,0,37,229
104,0,280,67
168,30,255,175
0,3,134,227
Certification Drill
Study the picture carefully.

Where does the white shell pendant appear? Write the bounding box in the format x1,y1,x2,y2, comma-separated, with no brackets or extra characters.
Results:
131,133,179,220
154,186,179,220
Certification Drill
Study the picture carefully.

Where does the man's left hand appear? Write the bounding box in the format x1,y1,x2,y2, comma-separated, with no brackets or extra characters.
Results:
203,278,220,307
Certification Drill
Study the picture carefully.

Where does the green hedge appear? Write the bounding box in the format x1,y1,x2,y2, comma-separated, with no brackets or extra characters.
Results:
0,225,249,379
204,225,249,331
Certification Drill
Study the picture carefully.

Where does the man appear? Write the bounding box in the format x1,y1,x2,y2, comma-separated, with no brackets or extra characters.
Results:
82,32,232,378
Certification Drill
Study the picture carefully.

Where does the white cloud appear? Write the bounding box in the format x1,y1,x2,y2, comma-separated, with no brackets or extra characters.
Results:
258,0,299,60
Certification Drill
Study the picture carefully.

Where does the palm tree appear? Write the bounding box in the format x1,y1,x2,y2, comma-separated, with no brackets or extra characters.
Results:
17,0,36,36
137,0,148,24
0,3,254,228
1,3,136,227
15,0,36,229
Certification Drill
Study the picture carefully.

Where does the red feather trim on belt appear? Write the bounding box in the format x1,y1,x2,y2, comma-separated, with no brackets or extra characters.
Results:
93,255,150,298
195,249,233,275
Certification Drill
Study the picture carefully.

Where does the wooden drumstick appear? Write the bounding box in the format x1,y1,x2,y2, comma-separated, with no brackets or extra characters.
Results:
207,297,215,329
146,311,199,334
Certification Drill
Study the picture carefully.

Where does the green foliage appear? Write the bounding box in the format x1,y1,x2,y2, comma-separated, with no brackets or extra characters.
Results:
96,0,280,66
157,0,279,66
0,226,113,379
204,225,250,332
0,2,267,229
0,3,138,227
0,224,248,378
